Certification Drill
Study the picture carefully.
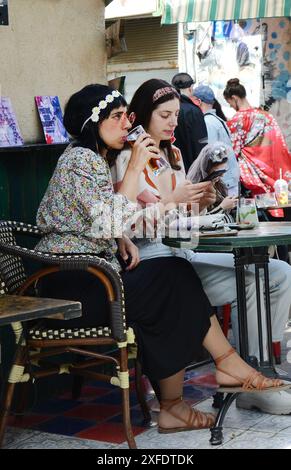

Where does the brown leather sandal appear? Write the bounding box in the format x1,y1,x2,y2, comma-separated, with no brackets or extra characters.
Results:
215,348,291,393
158,396,216,434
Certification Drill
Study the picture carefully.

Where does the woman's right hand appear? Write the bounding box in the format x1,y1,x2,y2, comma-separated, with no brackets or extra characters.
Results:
128,133,160,173
172,181,213,204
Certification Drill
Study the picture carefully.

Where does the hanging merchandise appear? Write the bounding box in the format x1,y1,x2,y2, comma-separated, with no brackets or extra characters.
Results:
196,23,213,61
230,21,245,42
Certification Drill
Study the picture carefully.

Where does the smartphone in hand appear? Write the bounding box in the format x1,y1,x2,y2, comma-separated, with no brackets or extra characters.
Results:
201,169,226,182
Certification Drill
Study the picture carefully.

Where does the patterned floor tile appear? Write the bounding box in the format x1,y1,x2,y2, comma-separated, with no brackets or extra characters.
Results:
108,407,155,427
63,403,121,421
3,427,44,449
219,429,291,449
4,429,115,449
93,390,139,407
250,413,291,434
76,421,145,444
34,415,95,435
32,398,81,414
7,414,52,428
59,386,111,401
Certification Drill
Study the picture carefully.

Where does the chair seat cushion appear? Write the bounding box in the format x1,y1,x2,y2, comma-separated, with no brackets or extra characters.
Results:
28,325,112,340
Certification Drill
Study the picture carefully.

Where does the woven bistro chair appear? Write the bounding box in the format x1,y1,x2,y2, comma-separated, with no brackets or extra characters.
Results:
0,220,150,448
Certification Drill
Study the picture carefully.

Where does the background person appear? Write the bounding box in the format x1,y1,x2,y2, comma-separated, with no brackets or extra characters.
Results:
223,78,291,202
187,142,237,223
171,73,208,172
192,85,240,197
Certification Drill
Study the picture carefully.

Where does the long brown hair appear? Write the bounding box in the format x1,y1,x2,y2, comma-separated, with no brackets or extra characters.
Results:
128,79,181,170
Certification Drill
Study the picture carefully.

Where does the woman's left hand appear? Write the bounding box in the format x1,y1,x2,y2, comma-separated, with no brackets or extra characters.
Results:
220,196,238,210
117,236,140,271
198,183,217,211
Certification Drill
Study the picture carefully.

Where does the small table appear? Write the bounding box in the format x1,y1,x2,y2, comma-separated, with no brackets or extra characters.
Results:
0,295,82,327
0,295,82,446
259,204,291,211
163,222,291,445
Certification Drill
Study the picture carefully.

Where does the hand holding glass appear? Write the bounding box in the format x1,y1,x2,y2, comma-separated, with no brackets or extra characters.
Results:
126,125,170,176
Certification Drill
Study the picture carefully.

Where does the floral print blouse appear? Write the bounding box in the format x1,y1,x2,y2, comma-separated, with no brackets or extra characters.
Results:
36,145,137,271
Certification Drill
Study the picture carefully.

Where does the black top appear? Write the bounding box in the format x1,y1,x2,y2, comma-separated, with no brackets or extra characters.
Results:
174,94,208,172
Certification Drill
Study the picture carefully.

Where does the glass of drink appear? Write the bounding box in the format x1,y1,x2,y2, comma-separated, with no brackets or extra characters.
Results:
238,198,259,226
255,193,277,208
126,125,170,176
274,178,288,205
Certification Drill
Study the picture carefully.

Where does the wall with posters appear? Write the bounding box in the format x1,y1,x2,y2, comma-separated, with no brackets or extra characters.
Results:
0,0,106,141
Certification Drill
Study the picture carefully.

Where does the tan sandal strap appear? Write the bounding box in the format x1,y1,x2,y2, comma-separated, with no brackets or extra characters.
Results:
214,347,236,367
160,396,183,412
188,409,204,428
161,399,209,428
242,370,262,390
250,374,282,390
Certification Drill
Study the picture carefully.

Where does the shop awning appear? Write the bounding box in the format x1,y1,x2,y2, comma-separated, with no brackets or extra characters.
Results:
105,0,159,21
159,0,291,24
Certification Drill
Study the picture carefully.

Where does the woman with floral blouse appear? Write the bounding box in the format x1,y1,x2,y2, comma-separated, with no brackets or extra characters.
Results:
36,84,285,435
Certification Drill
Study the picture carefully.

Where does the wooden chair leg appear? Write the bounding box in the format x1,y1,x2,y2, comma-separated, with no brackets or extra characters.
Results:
13,382,31,421
134,359,151,423
0,381,18,447
120,347,137,449
0,344,27,448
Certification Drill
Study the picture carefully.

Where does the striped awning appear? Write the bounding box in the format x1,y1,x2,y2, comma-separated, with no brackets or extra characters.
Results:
160,0,291,24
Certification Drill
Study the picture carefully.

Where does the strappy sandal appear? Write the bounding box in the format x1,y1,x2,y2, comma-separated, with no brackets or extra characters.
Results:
158,396,216,434
215,347,291,393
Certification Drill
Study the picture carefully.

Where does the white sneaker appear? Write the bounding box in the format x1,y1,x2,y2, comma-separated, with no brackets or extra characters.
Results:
236,390,291,415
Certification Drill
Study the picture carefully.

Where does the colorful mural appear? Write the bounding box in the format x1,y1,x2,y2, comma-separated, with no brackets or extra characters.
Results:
258,17,291,149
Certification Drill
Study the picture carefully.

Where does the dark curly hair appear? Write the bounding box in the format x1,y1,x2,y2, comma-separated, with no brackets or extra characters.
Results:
63,84,127,158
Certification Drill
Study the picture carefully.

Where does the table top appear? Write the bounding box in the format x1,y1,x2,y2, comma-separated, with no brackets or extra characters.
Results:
163,222,291,252
0,295,82,326
258,204,291,210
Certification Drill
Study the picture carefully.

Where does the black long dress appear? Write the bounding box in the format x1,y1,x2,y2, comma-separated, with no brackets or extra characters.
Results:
40,256,213,381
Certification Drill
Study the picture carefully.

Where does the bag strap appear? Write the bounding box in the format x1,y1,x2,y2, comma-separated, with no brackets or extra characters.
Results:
204,112,230,137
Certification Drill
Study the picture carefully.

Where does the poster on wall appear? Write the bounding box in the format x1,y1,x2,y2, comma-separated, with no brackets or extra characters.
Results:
0,97,24,147
0,0,9,26
35,96,69,144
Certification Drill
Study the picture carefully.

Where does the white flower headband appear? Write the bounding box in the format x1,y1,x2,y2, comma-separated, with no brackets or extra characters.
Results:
80,90,121,133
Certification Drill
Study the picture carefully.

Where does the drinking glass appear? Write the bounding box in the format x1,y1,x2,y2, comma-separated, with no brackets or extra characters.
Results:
237,198,259,226
126,125,170,176
255,193,278,208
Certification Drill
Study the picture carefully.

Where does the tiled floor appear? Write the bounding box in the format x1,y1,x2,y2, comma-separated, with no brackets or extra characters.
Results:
2,327,291,449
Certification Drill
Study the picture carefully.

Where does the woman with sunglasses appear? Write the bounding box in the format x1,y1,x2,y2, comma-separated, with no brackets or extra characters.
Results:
187,142,237,223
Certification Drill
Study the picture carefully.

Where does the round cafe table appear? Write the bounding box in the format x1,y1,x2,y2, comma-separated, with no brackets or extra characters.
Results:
258,204,291,210
163,222,291,446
